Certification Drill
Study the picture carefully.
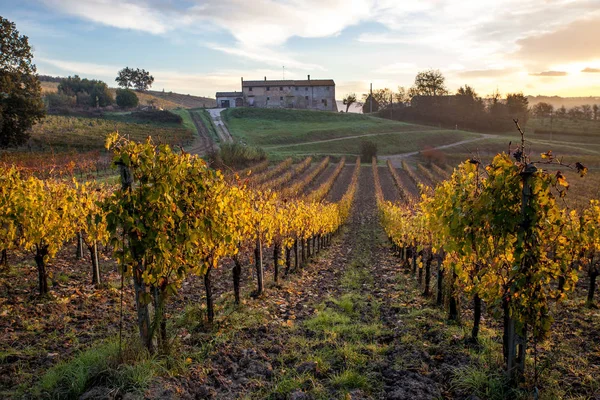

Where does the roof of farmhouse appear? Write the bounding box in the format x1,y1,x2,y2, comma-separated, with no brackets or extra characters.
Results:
216,91,243,97
242,79,335,88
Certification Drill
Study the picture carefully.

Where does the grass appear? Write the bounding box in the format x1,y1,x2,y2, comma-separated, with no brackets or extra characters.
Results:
27,114,194,151
195,108,220,143
223,107,479,159
255,231,388,399
36,339,156,399
526,116,600,136
170,108,197,136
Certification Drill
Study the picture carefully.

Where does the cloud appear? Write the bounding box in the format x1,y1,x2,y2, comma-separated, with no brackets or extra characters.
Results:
582,67,600,73
205,43,325,71
374,62,417,74
529,71,568,77
191,0,371,48
37,57,119,76
516,14,600,65
455,69,519,78
39,0,172,34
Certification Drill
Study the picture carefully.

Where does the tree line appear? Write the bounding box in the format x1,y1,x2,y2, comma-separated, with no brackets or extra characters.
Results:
533,102,600,121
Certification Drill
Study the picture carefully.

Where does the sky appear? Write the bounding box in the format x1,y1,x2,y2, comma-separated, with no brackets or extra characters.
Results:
2,0,600,99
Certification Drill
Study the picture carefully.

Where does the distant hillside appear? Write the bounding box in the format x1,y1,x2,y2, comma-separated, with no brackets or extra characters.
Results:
527,95,600,109
146,90,216,108
40,82,216,109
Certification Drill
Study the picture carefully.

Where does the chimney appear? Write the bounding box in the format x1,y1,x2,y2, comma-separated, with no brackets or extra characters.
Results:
264,76,267,81
308,74,310,81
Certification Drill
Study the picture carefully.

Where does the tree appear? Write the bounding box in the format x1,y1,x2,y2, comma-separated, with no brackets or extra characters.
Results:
361,94,379,113
505,92,529,123
395,86,409,104
455,85,485,124
568,106,583,120
115,67,135,89
58,75,113,107
555,105,567,118
593,104,599,121
532,102,554,121
116,88,139,108
410,69,448,97
582,104,593,120
0,17,45,147
342,93,357,112
132,68,154,91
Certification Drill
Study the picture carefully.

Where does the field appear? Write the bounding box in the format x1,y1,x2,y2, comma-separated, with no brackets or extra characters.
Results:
224,108,480,159
27,114,194,151
2,107,600,400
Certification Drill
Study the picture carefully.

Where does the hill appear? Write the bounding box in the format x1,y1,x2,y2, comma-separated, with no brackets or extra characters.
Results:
146,90,216,108
222,107,480,160
40,82,216,109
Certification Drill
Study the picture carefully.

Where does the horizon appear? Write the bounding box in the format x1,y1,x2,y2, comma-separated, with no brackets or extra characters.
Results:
2,0,600,99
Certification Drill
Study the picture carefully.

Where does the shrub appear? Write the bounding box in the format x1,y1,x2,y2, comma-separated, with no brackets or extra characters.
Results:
45,92,76,109
360,140,377,162
116,89,139,108
213,142,266,169
76,92,91,107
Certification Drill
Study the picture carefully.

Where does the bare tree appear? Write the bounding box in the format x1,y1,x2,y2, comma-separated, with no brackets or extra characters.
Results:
410,69,448,97
343,93,357,112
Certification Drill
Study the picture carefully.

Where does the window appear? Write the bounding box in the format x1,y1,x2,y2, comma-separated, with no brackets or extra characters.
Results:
295,87,298,91
280,96,283,100
267,96,270,101
280,86,283,90
305,96,309,100
249,87,253,92
322,99,327,106
305,87,308,91
267,87,270,91
326,86,330,91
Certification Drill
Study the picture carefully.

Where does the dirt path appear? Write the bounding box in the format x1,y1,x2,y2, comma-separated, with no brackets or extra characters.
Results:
172,166,456,399
265,129,448,150
188,110,216,155
326,164,355,202
378,165,400,202
208,108,234,143
381,134,496,167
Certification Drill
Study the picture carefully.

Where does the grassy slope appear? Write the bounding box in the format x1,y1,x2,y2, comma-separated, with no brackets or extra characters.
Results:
40,82,216,110
28,115,193,151
224,108,480,158
195,109,220,143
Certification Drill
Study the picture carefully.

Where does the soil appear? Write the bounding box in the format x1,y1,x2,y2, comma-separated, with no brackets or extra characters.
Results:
326,164,354,203
188,110,216,155
377,166,399,202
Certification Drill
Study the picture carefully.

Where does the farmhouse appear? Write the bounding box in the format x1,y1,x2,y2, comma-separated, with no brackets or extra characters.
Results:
216,91,244,108
215,76,337,111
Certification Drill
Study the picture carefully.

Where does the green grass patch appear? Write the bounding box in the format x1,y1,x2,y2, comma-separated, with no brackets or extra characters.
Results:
224,107,445,147
37,340,154,399
171,108,198,135
330,369,370,390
